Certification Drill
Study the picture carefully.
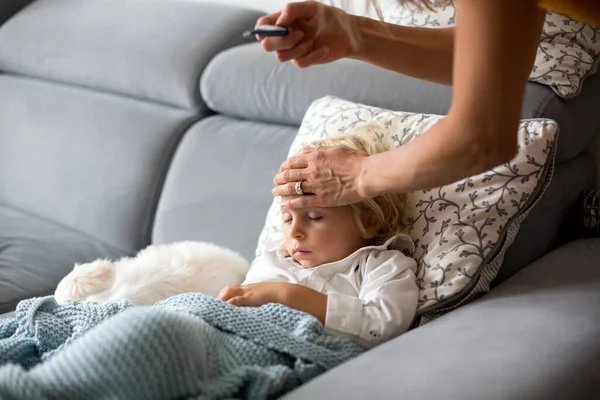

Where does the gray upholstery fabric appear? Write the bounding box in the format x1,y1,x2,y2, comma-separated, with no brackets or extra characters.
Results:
0,0,262,110
0,74,197,253
0,0,32,27
202,43,453,125
537,71,600,163
495,153,597,284
152,115,297,261
284,238,600,400
0,203,129,315
202,43,600,164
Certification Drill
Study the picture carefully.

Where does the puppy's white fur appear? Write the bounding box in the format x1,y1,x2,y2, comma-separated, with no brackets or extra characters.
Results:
54,241,250,305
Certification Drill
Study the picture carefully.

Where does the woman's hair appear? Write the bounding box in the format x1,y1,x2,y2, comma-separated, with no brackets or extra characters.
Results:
302,122,409,244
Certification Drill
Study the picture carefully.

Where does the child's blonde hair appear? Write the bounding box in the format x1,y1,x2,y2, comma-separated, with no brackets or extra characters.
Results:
303,122,408,244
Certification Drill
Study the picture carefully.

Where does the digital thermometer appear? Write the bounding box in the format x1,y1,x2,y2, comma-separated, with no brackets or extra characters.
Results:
243,25,290,37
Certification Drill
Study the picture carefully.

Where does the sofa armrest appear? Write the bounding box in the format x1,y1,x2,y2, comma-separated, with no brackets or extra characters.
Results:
283,238,600,400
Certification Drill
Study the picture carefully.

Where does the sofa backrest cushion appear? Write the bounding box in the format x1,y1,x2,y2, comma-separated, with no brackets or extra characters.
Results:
0,0,262,110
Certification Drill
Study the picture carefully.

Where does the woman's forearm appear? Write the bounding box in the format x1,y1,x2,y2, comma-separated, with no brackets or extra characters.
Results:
357,0,545,196
360,117,516,196
349,15,455,86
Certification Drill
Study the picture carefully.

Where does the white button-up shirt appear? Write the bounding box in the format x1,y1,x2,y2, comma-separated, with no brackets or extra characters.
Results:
244,234,419,348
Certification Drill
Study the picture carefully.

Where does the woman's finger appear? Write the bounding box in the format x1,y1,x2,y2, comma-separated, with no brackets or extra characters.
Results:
255,13,280,41
275,39,314,62
272,180,314,197
256,12,280,28
276,1,319,25
302,145,322,154
272,182,297,197
261,29,304,52
292,46,329,68
273,168,307,185
262,1,320,53
279,154,309,172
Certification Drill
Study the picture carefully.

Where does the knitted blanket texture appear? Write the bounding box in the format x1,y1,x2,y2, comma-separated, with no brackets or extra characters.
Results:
0,293,364,399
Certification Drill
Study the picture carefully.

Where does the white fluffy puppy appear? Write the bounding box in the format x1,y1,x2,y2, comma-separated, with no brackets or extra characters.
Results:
54,241,250,305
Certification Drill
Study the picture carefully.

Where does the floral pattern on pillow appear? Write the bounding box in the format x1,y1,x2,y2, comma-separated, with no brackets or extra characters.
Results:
379,1,600,98
532,12,600,97
382,0,455,27
254,96,558,321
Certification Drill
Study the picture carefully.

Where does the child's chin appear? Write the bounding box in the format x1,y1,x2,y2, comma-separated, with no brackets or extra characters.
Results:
297,260,318,269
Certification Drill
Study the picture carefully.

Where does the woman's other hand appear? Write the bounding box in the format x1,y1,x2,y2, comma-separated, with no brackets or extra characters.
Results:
255,1,357,68
272,145,371,209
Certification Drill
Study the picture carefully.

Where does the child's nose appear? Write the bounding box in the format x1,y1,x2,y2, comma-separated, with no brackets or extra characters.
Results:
290,221,305,239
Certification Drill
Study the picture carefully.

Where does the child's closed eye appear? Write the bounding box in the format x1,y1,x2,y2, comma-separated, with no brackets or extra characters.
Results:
306,210,324,221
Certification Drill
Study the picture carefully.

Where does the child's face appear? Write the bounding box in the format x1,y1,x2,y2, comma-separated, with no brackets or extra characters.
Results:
281,206,371,269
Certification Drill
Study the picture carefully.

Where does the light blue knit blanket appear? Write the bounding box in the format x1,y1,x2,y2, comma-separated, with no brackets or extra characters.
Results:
0,293,365,399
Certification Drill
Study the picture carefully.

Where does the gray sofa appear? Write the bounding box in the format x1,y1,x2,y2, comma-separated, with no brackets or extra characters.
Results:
1,0,599,399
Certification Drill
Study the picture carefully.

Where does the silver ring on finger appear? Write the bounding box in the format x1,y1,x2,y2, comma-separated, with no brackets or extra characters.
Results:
295,180,305,195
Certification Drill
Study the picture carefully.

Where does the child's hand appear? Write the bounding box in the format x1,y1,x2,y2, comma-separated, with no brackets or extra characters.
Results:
217,282,290,307
218,282,327,324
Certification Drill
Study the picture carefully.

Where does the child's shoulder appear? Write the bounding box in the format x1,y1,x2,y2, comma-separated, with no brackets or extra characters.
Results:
363,247,412,263
360,245,417,274
372,234,415,258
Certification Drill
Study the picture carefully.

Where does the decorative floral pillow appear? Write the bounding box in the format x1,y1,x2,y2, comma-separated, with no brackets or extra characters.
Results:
380,1,600,98
254,96,558,323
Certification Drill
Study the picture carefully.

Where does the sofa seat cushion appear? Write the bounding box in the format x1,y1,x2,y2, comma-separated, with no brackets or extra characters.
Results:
0,203,129,314
0,0,262,110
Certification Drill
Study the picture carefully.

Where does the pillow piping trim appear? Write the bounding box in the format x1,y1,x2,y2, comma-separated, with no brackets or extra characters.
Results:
541,51,600,99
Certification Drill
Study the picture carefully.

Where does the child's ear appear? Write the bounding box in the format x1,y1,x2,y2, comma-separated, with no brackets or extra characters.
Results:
361,211,382,239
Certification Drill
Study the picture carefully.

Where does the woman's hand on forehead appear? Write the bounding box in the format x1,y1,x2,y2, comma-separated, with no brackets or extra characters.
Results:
272,145,369,209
